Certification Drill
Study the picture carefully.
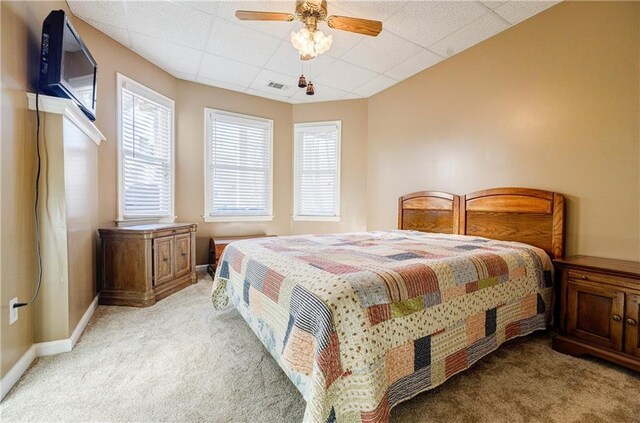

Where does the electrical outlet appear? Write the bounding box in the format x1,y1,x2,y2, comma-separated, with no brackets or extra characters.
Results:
9,298,18,325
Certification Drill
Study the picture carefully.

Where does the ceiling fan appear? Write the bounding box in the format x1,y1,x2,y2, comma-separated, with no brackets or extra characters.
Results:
236,0,383,95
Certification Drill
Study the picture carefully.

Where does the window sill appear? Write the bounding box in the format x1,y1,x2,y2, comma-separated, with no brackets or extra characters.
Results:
203,215,274,223
293,215,341,222
116,216,176,227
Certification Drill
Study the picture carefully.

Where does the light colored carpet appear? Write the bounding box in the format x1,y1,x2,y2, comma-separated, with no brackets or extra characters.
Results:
1,273,638,422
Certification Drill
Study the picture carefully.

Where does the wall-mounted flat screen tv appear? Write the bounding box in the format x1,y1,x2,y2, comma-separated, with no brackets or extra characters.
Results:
39,10,97,121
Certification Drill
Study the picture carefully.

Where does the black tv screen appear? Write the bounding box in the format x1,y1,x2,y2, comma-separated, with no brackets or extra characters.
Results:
39,10,97,121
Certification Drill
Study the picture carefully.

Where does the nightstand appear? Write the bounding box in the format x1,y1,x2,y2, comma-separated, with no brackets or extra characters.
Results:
553,255,640,371
207,235,274,278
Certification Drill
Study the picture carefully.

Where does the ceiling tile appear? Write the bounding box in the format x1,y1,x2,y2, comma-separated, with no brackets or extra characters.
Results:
70,0,564,104
352,75,397,97
83,18,132,48
206,18,281,66
330,1,408,22
322,28,366,58
429,13,509,58
341,30,422,74
126,1,211,49
480,1,506,10
384,49,444,81
172,71,198,81
384,1,487,48
313,60,378,92
245,88,291,102
198,53,262,87
67,1,129,29
176,0,220,15
264,42,336,78
131,33,203,75
291,83,347,103
195,75,248,93
340,92,364,101
216,1,298,40
249,69,300,98
493,1,560,25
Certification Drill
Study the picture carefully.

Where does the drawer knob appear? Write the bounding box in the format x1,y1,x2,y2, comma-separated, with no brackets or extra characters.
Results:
612,315,622,322
628,318,637,326
162,257,169,262
581,275,589,280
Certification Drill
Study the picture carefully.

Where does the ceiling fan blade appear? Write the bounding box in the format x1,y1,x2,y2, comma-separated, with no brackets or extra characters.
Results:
235,10,295,22
326,15,382,37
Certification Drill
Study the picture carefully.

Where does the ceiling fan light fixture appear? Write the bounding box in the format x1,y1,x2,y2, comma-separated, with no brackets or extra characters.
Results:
313,30,333,55
291,27,332,58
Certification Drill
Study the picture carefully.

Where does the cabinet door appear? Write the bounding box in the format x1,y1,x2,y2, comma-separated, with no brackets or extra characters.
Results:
154,236,174,286
625,294,640,358
566,280,624,351
174,233,191,278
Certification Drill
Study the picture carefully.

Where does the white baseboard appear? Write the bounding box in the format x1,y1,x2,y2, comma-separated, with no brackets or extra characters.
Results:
0,294,99,402
195,264,208,272
70,294,99,349
0,344,36,401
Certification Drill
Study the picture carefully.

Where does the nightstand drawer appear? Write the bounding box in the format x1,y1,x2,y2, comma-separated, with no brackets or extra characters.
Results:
567,269,639,291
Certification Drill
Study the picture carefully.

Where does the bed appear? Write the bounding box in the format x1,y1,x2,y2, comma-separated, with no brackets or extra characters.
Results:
212,188,565,423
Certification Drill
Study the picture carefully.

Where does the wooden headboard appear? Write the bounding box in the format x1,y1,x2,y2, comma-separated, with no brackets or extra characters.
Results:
398,188,565,259
398,191,460,234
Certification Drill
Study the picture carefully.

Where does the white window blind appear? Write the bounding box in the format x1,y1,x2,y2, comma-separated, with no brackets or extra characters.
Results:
118,74,174,222
294,121,341,220
205,109,273,221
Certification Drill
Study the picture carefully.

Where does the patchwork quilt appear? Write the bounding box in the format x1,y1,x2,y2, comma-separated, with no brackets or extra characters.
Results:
211,231,553,423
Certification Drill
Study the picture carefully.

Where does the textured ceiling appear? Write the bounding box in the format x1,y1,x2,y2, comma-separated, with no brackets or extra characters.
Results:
68,0,560,103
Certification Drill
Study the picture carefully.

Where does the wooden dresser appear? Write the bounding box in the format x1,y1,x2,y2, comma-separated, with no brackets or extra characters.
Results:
553,256,640,371
99,223,197,307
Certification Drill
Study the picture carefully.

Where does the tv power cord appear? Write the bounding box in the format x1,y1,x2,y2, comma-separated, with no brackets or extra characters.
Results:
14,91,43,309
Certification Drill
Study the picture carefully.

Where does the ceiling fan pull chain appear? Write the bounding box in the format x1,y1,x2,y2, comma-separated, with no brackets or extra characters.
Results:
298,61,307,88
306,60,315,95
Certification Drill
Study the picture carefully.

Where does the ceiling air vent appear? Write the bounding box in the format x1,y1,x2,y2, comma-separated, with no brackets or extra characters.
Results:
266,81,288,90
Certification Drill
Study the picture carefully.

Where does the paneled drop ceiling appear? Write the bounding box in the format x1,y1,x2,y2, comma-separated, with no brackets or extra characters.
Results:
68,0,560,103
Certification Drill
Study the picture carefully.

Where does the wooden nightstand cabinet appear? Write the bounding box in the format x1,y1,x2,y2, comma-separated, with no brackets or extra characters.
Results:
99,223,197,307
553,256,640,371
207,235,274,278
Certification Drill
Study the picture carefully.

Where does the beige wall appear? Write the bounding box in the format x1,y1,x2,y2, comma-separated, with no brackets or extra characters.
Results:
0,0,42,378
292,100,368,236
64,117,100,337
0,0,180,378
30,113,101,343
367,1,640,261
69,20,179,231
175,84,369,265
175,81,293,264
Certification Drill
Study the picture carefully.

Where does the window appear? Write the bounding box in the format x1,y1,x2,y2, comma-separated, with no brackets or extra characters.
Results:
117,73,175,224
293,121,341,221
204,109,273,222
